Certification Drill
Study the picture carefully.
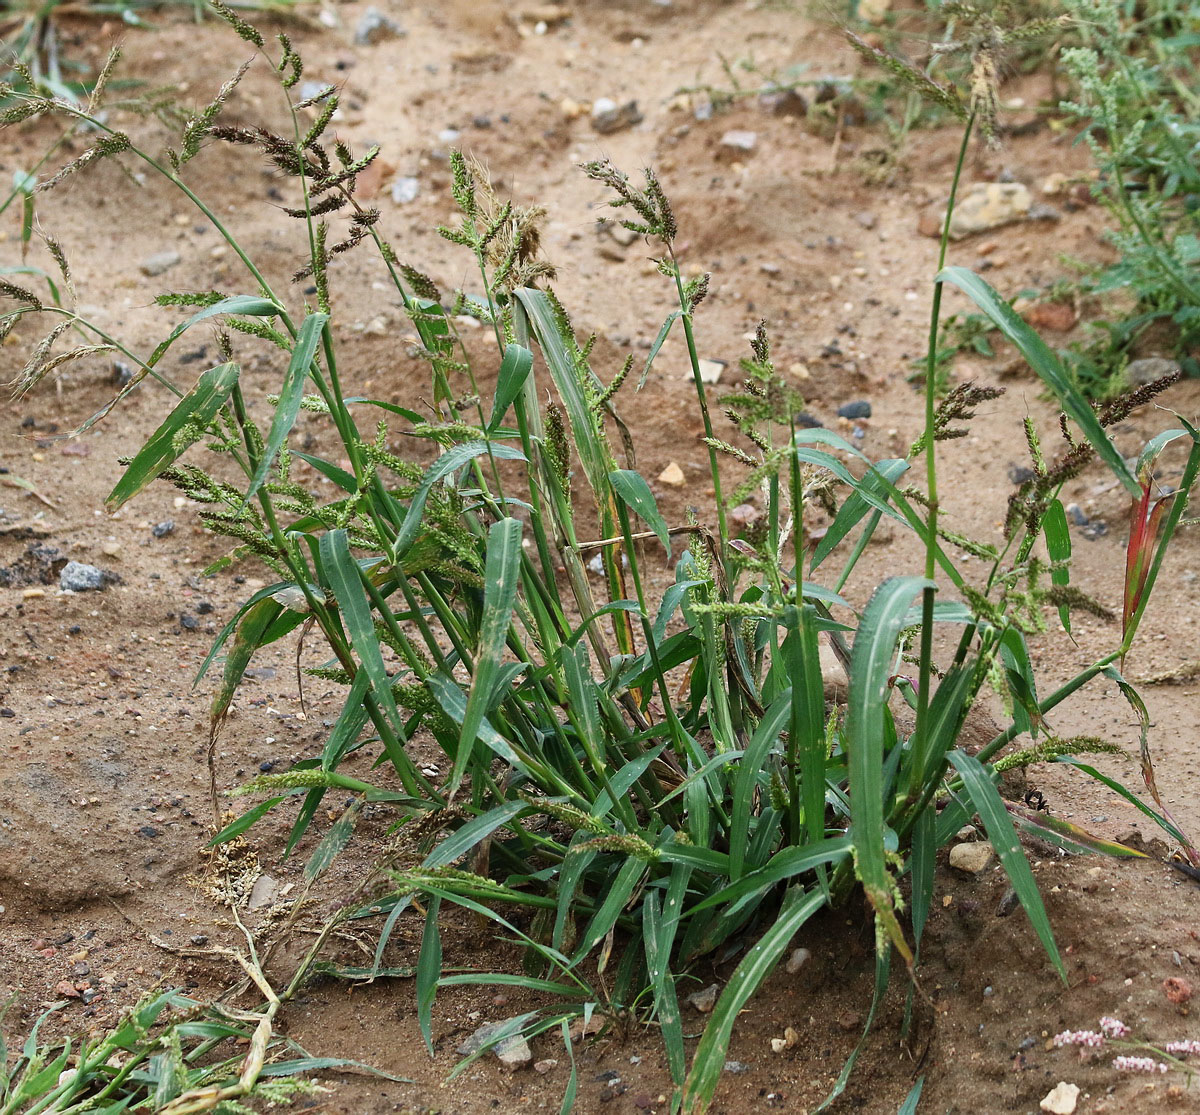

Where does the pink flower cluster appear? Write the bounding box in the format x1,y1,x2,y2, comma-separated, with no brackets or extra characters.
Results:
1053,1030,1105,1049
1099,1016,1130,1039
1164,1039,1200,1056
1112,1055,1168,1074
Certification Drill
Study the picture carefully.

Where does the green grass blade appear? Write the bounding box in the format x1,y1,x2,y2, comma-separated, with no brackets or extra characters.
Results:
487,343,534,434
304,798,360,881
810,458,908,572
609,469,670,552
899,1076,924,1115
394,442,526,559
847,577,930,961
682,887,825,1114
318,529,404,739
451,517,523,798
423,801,530,869
210,596,285,732
416,896,443,1054
688,836,851,915
729,691,791,878
948,749,1065,980
937,266,1138,495
244,311,327,504
106,361,240,510
208,794,292,845
643,888,686,1084
1043,499,1072,632
572,857,646,964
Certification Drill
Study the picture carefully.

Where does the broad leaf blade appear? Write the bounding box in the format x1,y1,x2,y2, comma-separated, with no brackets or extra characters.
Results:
106,361,240,510
451,517,523,797
245,311,328,504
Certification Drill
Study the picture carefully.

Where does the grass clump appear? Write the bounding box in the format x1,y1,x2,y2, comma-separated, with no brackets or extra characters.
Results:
3,6,1199,1112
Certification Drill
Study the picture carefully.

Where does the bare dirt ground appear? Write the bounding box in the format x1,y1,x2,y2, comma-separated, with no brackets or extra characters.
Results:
1,2,1199,1112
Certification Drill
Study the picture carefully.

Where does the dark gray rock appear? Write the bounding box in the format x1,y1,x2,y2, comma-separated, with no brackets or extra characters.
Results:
837,400,872,420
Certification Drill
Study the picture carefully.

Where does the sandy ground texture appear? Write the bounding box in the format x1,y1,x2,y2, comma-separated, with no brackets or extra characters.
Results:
2,2,1199,1113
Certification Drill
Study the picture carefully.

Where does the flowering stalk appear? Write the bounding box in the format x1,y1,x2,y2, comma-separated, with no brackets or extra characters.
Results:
1053,1017,1197,1077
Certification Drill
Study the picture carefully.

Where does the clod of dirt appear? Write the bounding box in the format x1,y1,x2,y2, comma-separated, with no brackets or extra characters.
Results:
948,840,995,874
1163,976,1193,1005
1039,1081,1080,1114
0,542,65,587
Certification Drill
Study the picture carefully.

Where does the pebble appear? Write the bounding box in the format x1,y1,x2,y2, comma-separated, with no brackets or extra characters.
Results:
794,411,823,429
719,129,758,153
391,177,421,205
837,400,871,420
921,182,1032,240
248,874,281,910
1040,1081,1080,1114
698,358,725,384
608,223,639,247
657,461,685,487
853,210,878,230
1125,356,1181,386
533,1059,558,1074
354,7,405,46
59,562,105,593
457,1019,533,1068
591,98,642,134
151,520,175,538
949,840,994,874
724,1060,750,1074
139,250,181,277
687,984,719,1013
785,947,810,974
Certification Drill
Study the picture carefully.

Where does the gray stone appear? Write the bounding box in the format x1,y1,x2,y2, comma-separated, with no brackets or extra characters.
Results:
151,520,175,539
608,223,639,247
837,400,872,420
854,210,878,230
59,562,105,592
591,98,643,134
390,177,421,205
354,7,405,45
785,947,811,974
724,1060,750,1074
720,129,758,152
457,1019,533,1067
698,358,726,384
949,840,994,874
248,873,281,909
687,983,719,1013
1126,357,1182,386
139,251,180,277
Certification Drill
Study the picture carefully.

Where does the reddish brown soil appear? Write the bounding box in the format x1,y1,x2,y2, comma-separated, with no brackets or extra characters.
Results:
2,3,1199,1113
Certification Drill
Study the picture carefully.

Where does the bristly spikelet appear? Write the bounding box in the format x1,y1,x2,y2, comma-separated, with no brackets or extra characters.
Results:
41,233,75,306
400,265,441,302
88,44,122,112
596,355,634,407
38,134,132,191
544,402,572,498
582,159,676,243
0,278,42,310
209,0,265,49
846,31,967,122
277,32,302,88
180,59,254,165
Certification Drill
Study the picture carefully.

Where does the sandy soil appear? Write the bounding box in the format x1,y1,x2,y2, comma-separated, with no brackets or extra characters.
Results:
1,2,1199,1112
